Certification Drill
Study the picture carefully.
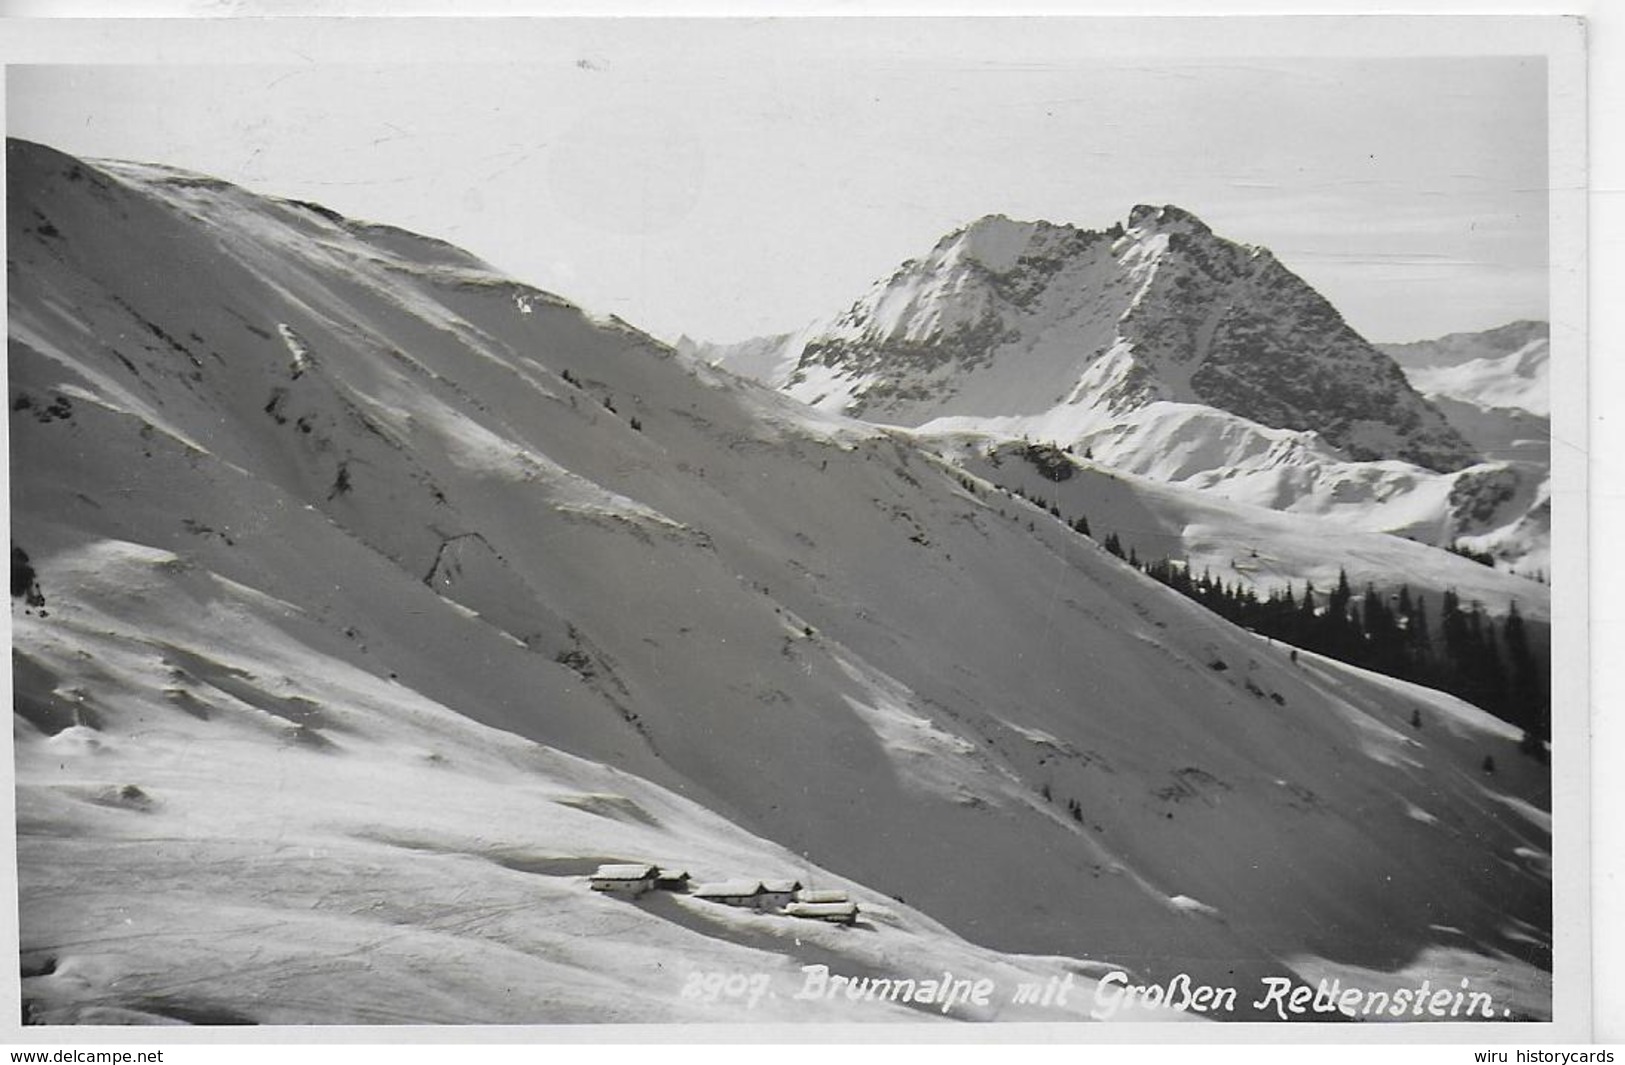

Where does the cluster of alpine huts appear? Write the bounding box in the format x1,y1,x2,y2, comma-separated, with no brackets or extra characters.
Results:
588,864,859,925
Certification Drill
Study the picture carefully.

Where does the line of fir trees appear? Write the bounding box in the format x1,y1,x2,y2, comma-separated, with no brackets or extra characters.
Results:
1003,489,1555,752
996,473,1549,753
1134,550,1549,748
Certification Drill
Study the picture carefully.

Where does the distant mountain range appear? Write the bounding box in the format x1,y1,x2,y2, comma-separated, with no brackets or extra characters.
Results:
1382,319,1550,371
1382,320,1550,421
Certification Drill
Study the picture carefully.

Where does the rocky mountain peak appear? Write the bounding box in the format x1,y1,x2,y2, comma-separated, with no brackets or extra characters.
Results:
770,206,1475,474
1125,203,1215,241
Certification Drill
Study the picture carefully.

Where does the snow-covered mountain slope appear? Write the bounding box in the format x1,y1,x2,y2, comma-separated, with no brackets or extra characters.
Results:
675,329,808,389
947,439,1549,624
9,139,1552,1023
1423,396,1548,466
1379,321,1550,448
916,408,1547,562
1403,342,1550,420
1374,322,1552,571
16,553,1183,1026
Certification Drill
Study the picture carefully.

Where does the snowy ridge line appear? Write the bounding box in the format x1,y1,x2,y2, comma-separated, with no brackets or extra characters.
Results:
951,433,1549,618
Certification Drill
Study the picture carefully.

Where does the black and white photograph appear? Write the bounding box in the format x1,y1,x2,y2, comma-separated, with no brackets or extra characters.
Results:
0,13,1594,1041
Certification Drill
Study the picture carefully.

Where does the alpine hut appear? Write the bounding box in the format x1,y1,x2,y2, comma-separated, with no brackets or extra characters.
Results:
794,888,849,905
654,868,692,892
758,878,804,911
692,880,766,909
589,862,659,898
785,900,859,925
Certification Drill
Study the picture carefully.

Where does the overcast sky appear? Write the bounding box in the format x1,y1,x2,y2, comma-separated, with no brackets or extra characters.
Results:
6,27,1548,345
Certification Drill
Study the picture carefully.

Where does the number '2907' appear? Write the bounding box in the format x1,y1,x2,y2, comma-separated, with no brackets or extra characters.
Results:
681,970,772,1009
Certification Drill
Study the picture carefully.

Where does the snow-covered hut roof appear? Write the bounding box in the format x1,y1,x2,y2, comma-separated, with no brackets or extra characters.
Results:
760,878,803,894
795,889,849,904
786,901,859,918
591,863,659,881
693,879,764,898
